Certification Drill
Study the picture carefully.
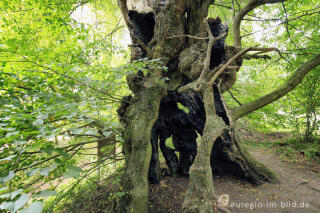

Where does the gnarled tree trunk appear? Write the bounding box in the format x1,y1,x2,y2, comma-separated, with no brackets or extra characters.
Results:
119,77,166,213
115,0,320,212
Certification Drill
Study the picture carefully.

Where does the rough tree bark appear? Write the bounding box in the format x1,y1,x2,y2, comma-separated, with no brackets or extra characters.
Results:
116,0,320,212
119,77,166,213
116,0,186,212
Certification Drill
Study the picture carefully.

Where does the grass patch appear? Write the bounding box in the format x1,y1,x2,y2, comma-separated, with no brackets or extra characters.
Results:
243,137,320,164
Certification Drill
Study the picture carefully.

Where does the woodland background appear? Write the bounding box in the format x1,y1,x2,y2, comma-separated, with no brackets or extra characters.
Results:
0,0,319,212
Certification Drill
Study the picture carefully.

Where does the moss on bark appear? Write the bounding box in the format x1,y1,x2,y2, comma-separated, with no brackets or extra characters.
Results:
183,85,226,213
118,76,167,213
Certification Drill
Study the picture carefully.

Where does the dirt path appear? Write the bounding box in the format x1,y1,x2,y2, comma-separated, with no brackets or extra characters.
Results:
148,148,320,213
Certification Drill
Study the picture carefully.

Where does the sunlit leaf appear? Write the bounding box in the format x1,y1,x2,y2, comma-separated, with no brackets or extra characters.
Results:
63,165,83,179
14,194,29,212
19,201,43,213
0,155,16,162
39,164,57,176
0,171,15,184
36,190,57,197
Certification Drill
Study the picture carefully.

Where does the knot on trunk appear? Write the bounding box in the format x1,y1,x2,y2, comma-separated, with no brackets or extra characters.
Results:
126,70,145,94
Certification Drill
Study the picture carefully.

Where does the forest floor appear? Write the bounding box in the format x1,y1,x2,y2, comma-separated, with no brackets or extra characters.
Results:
148,131,320,213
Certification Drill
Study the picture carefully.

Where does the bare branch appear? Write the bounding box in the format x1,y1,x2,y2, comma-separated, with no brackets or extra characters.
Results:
243,8,320,22
117,0,146,49
200,19,227,80
249,47,277,52
243,54,271,60
226,86,242,106
241,10,320,40
209,47,252,86
233,0,287,48
104,18,124,39
282,2,299,48
232,0,236,19
208,46,277,86
286,22,320,44
68,1,89,18
22,137,114,155
243,47,277,60
232,53,320,121
212,3,233,10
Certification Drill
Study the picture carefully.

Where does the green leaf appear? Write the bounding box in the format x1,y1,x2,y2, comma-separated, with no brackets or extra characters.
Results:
0,155,16,162
0,171,15,184
40,145,55,155
14,140,27,145
55,148,70,158
32,119,44,126
0,189,23,199
103,131,112,137
36,114,48,120
0,201,15,212
39,164,57,176
77,35,86,40
14,194,29,212
0,187,8,193
177,103,189,114
6,38,17,46
0,192,12,199
36,190,56,197
63,165,82,179
39,168,50,176
18,201,43,213
5,131,19,138
27,168,40,177
54,158,63,164
10,189,23,199
85,129,98,136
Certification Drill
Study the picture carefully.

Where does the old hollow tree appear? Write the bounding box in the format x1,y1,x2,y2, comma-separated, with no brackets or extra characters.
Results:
115,0,320,212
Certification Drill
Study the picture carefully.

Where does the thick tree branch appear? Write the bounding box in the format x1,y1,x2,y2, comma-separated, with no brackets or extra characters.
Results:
117,0,133,30
201,20,227,80
233,0,287,48
232,53,320,121
242,47,277,60
243,53,271,60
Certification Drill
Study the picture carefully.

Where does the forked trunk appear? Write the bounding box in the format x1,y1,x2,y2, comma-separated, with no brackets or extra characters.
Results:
116,1,279,212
